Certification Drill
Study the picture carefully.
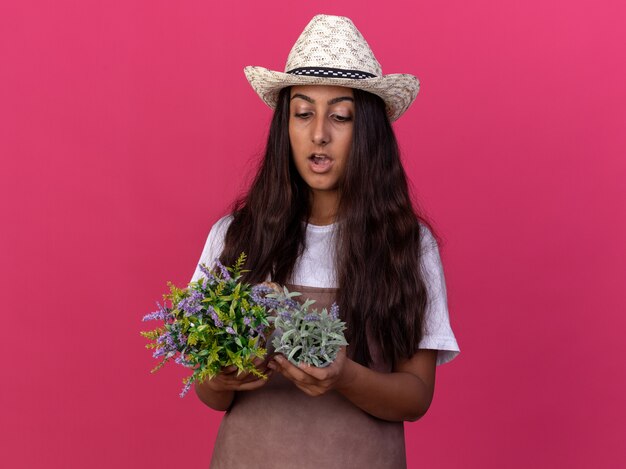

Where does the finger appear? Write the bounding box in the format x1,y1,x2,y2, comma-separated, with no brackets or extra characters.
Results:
264,352,278,365
220,369,252,381
222,370,271,386
221,365,239,375
222,376,269,391
252,356,265,366
272,356,317,385
255,365,272,375
297,348,346,380
221,362,265,378
297,362,334,381
222,375,252,387
233,377,273,391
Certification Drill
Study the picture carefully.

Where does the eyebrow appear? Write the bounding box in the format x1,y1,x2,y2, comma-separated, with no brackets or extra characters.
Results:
290,93,354,105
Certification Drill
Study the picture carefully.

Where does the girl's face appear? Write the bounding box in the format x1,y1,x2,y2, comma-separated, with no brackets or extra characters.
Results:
289,85,354,195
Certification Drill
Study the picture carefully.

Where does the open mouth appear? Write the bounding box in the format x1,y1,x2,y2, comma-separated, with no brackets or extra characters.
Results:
309,154,331,164
306,153,334,173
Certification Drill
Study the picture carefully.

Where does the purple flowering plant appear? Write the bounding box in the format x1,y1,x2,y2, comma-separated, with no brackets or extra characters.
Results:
267,286,348,368
140,253,273,397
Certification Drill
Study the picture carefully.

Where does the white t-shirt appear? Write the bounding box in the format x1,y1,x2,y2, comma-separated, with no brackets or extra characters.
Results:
190,215,460,366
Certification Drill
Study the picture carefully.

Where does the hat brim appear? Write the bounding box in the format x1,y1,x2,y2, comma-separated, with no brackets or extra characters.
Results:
243,66,419,122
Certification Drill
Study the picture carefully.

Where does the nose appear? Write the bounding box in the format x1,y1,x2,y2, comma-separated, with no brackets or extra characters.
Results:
311,114,330,146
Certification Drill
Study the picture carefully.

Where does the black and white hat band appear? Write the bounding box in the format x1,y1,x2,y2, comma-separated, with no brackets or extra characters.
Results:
287,67,377,80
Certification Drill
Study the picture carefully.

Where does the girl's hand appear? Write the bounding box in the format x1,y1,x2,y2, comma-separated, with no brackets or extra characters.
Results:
199,357,273,392
267,347,353,397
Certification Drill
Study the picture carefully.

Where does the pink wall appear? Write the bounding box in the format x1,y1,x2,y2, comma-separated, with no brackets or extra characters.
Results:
1,1,624,468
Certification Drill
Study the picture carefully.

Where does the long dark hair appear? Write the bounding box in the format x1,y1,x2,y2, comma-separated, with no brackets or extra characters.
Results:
221,86,438,366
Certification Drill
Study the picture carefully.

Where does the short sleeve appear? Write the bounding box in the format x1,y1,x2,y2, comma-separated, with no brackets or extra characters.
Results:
418,224,460,366
189,215,234,284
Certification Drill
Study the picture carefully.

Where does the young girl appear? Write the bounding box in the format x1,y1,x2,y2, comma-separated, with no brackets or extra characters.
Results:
190,14,459,469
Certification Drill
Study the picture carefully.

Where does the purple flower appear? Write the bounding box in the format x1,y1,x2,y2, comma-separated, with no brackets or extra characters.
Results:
330,303,339,320
178,290,203,316
257,298,280,310
251,321,267,341
199,263,217,282
279,311,292,320
243,316,252,326
251,284,273,295
251,284,280,309
304,313,320,322
152,332,176,359
142,302,170,322
179,379,193,398
215,259,231,280
175,354,192,367
225,326,236,335
157,331,176,350
251,284,304,312
208,307,223,327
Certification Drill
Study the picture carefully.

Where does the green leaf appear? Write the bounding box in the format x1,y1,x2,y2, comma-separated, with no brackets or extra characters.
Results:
188,332,199,346
288,346,302,362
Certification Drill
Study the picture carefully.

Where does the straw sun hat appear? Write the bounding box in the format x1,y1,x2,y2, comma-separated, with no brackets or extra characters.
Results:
243,14,420,122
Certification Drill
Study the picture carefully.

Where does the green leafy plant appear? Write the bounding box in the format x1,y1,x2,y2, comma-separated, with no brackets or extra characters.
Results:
268,286,348,367
141,253,272,397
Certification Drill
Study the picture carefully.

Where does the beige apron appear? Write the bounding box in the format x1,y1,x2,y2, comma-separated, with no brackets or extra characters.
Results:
209,284,406,469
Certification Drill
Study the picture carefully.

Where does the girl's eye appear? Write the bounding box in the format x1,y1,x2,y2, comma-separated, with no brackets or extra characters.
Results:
333,114,352,122
295,112,311,119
